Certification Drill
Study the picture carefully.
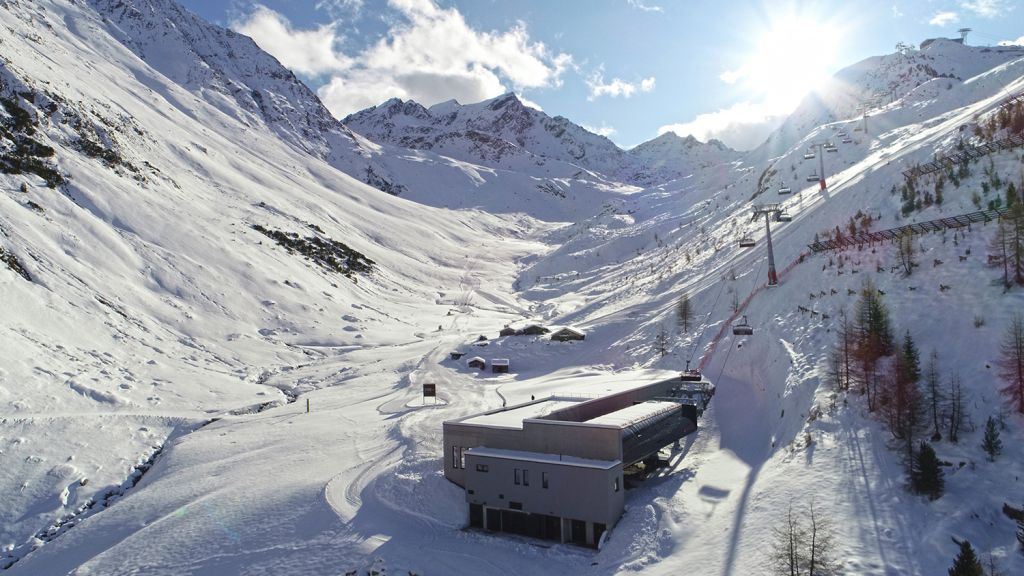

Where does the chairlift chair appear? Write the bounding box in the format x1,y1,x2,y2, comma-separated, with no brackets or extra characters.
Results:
803,152,815,159
732,315,753,336
778,186,792,194
739,236,756,248
806,173,819,182
776,210,792,222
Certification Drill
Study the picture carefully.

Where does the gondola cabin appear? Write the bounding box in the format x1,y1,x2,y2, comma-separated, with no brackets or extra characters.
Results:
732,316,754,336
680,369,703,382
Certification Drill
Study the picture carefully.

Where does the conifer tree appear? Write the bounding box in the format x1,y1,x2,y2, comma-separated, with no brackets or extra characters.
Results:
911,441,944,500
948,540,983,576
981,416,1002,462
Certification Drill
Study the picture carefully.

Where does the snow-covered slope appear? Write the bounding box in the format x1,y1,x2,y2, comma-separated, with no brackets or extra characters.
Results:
2,1,1024,575
759,38,1024,158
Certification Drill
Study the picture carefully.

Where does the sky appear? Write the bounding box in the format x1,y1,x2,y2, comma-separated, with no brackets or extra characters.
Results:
177,0,1024,150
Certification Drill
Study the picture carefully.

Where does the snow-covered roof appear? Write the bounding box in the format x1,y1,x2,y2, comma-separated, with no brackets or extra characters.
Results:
585,401,680,428
492,358,509,366
459,398,585,429
465,447,619,470
467,356,486,364
552,326,585,335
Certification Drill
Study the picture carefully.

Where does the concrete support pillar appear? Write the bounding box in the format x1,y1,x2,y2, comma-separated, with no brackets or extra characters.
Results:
561,518,571,543
586,522,595,547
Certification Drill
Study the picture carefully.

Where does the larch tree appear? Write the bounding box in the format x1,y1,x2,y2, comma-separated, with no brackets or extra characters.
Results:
924,349,944,441
998,312,1024,414
676,293,695,333
947,372,965,443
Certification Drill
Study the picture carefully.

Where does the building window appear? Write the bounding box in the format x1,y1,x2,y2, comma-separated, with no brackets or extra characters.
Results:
514,468,521,485
451,446,459,469
510,501,523,511
475,464,489,472
613,477,620,492
523,469,530,486
542,472,549,489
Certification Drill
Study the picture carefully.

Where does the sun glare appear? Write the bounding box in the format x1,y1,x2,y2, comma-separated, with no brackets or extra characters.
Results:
731,14,842,113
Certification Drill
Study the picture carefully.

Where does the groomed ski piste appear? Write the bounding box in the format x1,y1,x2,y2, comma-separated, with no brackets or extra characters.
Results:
1,1,1023,574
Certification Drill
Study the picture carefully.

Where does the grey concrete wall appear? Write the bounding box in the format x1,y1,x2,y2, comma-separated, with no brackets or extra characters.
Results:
464,452,624,527
443,420,621,486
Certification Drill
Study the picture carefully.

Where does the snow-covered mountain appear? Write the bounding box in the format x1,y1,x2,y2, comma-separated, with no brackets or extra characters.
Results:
343,93,740,186
2,1,1024,575
759,38,1024,157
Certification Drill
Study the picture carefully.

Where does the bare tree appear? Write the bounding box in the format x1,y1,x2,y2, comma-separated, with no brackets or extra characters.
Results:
997,312,1024,414
924,349,944,441
768,501,837,575
947,372,965,442
676,293,695,333
654,324,670,358
897,233,915,276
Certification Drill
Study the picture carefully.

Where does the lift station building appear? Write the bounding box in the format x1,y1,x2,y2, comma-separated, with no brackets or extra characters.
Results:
443,376,712,547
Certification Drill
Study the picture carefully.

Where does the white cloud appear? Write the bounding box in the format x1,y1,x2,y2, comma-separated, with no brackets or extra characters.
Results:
586,69,656,100
315,0,364,18
892,4,904,18
233,0,571,117
998,35,1024,46
626,0,663,12
232,6,352,76
960,0,1011,18
581,123,617,138
928,11,959,26
658,100,788,151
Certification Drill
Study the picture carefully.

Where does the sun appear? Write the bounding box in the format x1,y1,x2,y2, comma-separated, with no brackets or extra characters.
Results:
725,13,843,113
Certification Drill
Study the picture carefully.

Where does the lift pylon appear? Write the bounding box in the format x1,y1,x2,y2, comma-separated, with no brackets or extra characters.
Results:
751,204,785,287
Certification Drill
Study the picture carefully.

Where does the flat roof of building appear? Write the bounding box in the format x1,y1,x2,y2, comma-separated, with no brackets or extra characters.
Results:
585,401,680,428
466,447,619,470
459,397,585,429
